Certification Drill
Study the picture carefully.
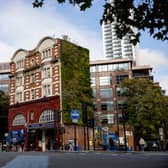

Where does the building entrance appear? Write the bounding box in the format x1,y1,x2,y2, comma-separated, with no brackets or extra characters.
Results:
27,128,57,151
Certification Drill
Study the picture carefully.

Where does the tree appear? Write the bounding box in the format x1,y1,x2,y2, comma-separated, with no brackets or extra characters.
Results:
0,90,9,140
121,78,168,143
32,0,168,45
159,95,168,148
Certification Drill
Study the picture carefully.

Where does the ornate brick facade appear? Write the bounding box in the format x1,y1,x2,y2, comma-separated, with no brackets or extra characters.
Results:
8,37,62,151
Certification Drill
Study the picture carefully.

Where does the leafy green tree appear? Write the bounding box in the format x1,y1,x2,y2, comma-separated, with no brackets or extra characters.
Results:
159,95,168,147
32,0,168,44
121,78,168,143
0,90,9,140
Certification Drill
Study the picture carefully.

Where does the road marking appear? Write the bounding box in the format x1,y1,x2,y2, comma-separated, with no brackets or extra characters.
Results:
2,155,48,168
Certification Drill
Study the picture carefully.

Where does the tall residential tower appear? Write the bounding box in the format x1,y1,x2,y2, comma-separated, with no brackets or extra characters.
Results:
102,0,135,60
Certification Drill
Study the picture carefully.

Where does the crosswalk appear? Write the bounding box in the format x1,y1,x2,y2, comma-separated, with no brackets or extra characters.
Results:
2,156,48,168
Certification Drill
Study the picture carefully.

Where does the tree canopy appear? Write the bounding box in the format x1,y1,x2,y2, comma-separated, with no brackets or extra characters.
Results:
121,78,168,142
32,0,168,45
0,90,9,140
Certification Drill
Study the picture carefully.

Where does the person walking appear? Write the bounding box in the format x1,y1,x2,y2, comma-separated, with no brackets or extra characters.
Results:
69,143,73,151
139,137,145,151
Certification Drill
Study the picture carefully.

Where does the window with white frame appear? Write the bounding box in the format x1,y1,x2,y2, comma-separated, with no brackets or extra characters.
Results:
99,76,112,86
98,65,108,72
39,109,54,123
16,76,23,86
116,74,128,84
92,89,96,98
42,48,52,59
16,59,24,69
90,66,96,72
43,67,51,79
30,111,34,120
101,101,113,111
101,114,114,124
16,92,22,102
43,84,51,96
91,77,96,86
100,88,113,98
31,73,36,83
12,114,26,126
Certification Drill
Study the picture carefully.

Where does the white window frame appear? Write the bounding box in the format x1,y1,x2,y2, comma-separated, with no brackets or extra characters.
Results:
42,48,52,60
43,84,51,97
12,114,26,126
16,92,23,102
39,109,54,123
31,73,36,83
42,67,51,79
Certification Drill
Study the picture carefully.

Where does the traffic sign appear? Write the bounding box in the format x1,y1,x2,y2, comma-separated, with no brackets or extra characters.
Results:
71,109,80,119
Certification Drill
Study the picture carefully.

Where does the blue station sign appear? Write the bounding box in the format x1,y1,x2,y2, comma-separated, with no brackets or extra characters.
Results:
70,109,80,119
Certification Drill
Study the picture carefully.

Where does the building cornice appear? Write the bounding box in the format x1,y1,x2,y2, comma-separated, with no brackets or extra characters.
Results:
90,58,133,65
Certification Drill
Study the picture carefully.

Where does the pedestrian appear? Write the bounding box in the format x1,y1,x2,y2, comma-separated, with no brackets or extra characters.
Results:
152,142,158,151
109,137,114,150
139,137,145,151
69,143,73,151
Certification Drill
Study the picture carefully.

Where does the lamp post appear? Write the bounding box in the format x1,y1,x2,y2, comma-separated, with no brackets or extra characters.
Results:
74,122,77,151
159,126,164,151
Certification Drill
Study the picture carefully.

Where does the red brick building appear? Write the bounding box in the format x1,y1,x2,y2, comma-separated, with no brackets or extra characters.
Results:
8,37,62,151
8,36,92,151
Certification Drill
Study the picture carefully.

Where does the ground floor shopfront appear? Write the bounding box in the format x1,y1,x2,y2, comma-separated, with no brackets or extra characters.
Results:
8,96,63,151
25,122,62,151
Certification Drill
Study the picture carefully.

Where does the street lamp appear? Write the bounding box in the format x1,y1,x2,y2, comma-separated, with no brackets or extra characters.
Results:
159,125,164,151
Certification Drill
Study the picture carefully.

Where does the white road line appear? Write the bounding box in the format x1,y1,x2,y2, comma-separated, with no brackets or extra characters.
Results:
2,155,48,168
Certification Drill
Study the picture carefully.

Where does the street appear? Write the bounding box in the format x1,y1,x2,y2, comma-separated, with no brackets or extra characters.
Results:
0,151,168,168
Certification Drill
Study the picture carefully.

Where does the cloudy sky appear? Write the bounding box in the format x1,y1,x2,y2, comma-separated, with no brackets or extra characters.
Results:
0,0,168,93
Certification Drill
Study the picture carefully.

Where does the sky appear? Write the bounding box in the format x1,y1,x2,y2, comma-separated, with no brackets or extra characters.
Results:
0,0,168,94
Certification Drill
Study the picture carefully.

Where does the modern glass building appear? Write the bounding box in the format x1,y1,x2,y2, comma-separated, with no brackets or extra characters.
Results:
0,63,10,94
90,58,153,149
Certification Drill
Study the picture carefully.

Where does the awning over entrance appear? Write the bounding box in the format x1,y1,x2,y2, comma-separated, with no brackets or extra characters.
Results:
28,122,55,129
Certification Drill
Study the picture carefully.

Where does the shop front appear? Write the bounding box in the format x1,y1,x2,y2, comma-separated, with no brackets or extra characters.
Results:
8,96,62,152
27,122,61,151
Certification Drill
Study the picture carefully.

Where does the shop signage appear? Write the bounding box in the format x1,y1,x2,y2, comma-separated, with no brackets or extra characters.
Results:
28,122,55,129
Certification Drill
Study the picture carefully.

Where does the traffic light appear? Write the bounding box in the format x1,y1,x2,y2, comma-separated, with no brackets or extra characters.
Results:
82,101,88,124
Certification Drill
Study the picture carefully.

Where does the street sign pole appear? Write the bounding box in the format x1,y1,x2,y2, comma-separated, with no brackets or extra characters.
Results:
71,109,80,151
74,123,77,151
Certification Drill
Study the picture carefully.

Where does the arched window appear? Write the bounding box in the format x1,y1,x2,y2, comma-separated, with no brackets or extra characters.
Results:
39,109,54,123
12,114,26,126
